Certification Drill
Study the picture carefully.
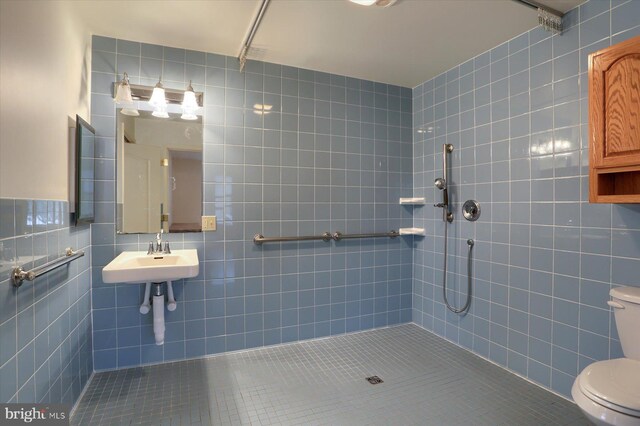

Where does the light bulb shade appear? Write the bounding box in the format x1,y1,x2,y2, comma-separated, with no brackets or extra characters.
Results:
115,83,134,104
120,108,140,116
182,90,199,111
349,0,377,5
148,82,166,108
152,110,169,118
182,81,200,116
152,103,169,118
114,73,134,104
181,110,198,120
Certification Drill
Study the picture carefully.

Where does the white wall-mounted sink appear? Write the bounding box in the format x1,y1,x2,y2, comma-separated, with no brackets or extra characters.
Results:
102,249,199,284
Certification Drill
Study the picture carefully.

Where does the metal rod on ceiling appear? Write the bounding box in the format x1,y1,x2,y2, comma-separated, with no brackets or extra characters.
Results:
511,0,563,18
511,0,564,34
238,0,271,72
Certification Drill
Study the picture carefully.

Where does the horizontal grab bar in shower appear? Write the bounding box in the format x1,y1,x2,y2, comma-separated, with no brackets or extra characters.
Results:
331,231,399,241
12,247,85,287
253,232,333,245
253,231,399,245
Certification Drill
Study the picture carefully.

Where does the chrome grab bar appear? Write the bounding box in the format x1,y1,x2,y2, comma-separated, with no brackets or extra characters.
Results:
12,247,84,287
331,231,399,241
253,231,399,245
253,232,333,245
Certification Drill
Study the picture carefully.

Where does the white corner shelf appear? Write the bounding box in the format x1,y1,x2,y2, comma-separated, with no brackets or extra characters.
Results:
399,227,425,236
399,197,425,205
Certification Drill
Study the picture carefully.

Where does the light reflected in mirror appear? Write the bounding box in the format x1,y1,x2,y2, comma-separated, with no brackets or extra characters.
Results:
116,110,203,234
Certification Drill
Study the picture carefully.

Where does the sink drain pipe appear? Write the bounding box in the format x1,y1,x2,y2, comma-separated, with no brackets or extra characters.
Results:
140,282,178,344
152,283,165,345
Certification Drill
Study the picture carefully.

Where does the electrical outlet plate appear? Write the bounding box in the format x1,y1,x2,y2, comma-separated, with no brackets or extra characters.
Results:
202,216,216,231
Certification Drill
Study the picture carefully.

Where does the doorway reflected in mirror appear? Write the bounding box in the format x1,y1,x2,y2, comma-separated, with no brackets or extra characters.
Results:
116,110,203,234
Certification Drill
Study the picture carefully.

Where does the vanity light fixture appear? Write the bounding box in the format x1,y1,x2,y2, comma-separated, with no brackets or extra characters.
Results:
114,72,139,116
149,78,169,118
114,75,203,119
181,80,199,120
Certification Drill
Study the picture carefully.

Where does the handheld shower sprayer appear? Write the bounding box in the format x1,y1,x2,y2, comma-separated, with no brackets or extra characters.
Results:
435,142,473,314
434,144,453,223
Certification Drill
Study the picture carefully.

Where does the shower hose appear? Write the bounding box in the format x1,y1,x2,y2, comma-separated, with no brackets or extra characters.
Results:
442,222,474,313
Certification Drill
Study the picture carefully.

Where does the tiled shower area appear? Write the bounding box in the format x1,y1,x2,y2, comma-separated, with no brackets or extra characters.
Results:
413,0,640,398
2,0,640,425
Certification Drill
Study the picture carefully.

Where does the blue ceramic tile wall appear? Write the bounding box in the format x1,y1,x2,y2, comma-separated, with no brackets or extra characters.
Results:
91,37,414,370
412,0,640,398
0,199,92,404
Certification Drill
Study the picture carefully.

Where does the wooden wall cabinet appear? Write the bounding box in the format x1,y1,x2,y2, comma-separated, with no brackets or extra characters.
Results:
589,35,640,203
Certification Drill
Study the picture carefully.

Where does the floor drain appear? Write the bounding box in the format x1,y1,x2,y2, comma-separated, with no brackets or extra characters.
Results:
365,376,383,385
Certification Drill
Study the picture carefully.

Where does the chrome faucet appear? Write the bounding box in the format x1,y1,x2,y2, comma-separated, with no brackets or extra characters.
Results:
156,230,163,253
148,229,171,255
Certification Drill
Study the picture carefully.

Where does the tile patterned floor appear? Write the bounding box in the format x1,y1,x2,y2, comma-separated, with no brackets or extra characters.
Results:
71,324,588,425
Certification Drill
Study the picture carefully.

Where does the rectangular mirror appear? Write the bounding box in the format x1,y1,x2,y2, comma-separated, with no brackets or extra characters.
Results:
116,110,203,234
74,115,96,225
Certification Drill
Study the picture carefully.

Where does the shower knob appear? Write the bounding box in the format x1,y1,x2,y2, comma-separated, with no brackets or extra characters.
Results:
462,200,481,221
434,178,446,190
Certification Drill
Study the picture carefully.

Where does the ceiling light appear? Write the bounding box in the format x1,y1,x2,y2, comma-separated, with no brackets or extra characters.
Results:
114,72,139,116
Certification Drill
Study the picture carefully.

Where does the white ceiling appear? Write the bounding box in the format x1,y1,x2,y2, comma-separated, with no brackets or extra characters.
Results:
75,0,584,88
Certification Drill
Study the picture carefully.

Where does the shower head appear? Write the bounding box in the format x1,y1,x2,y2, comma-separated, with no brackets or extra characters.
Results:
435,178,446,190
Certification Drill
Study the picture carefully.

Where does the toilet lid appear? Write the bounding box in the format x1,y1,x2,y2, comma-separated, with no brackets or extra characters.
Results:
610,286,640,305
580,359,640,415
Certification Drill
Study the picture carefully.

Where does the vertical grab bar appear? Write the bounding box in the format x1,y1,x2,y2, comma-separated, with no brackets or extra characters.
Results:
435,144,454,223
442,144,449,211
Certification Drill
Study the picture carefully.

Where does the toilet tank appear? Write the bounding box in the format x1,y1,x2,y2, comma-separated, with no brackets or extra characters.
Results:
610,286,640,360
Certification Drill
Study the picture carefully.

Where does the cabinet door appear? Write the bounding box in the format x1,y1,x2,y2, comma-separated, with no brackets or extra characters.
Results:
589,36,640,169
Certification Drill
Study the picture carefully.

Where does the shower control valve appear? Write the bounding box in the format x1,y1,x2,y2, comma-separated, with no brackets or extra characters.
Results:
462,199,481,222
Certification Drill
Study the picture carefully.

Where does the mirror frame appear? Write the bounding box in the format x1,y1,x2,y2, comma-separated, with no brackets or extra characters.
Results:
74,114,96,226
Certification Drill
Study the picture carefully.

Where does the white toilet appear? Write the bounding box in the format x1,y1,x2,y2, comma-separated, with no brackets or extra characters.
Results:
572,286,640,425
